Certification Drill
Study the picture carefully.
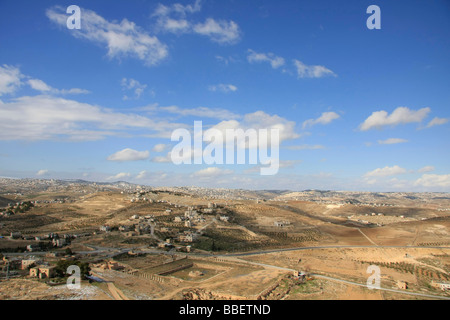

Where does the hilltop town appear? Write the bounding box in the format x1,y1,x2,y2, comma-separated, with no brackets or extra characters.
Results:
0,178,449,300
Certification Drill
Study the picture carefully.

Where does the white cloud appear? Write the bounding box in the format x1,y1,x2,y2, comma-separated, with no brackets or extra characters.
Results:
107,172,131,181
28,78,89,95
208,84,238,93
151,152,173,163
1,65,89,96
47,6,168,66
364,165,407,177
293,59,336,78
163,18,191,33
153,0,202,18
191,167,233,178
136,170,148,180
197,110,298,153
302,112,340,129
193,18,240,44
211,111,299,147
359,107,430,131
247,50,285,69
107,148,150,162
377,138,408,145
425,117,448,128
0,65,23,96
418,166,435,173
414,174,450,188
153,144,169,153
121,78,147,100
0,95,184,141
153,1,240,44
28,79,52,92
36,169,49,176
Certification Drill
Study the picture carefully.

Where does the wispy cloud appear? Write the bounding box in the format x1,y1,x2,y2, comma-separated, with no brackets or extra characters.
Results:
418,165,435,173
107,172,131,181
0,65,23,96
425,117,448,128
293,59,337,78
302,112,340,129
377,138,408,145
143,104,241,120
47,6,168,66
208,84,238,93
0,95,184,141
121,78,148,100
247,49,285,69
152,144,169,153
193,18,241,44
28,78,90,95
153,1,240,45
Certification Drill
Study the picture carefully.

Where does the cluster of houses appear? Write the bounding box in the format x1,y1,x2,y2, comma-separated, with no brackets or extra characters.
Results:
97,202,230,247
173,207,206,228
100,214,157,237
1,257,56,279
274,220,291,228
6,232,91,252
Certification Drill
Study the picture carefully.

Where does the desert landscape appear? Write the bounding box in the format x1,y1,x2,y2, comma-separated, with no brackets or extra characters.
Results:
0,178,449,300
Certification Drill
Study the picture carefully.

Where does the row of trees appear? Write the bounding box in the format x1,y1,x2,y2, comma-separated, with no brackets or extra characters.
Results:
54,259,91,280
5,201,34,215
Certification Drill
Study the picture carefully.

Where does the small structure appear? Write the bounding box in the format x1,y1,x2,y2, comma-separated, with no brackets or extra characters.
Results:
178,233,195,243
52,238,67,247
21,259,36,270
107,260,122,271
397,280,408,290
99,225,111,232
293,270,307,282
30,266,56,279
274,221,290,228
431,281,450,291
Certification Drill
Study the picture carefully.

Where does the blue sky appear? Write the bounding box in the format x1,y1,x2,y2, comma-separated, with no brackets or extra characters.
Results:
0,0,449,191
